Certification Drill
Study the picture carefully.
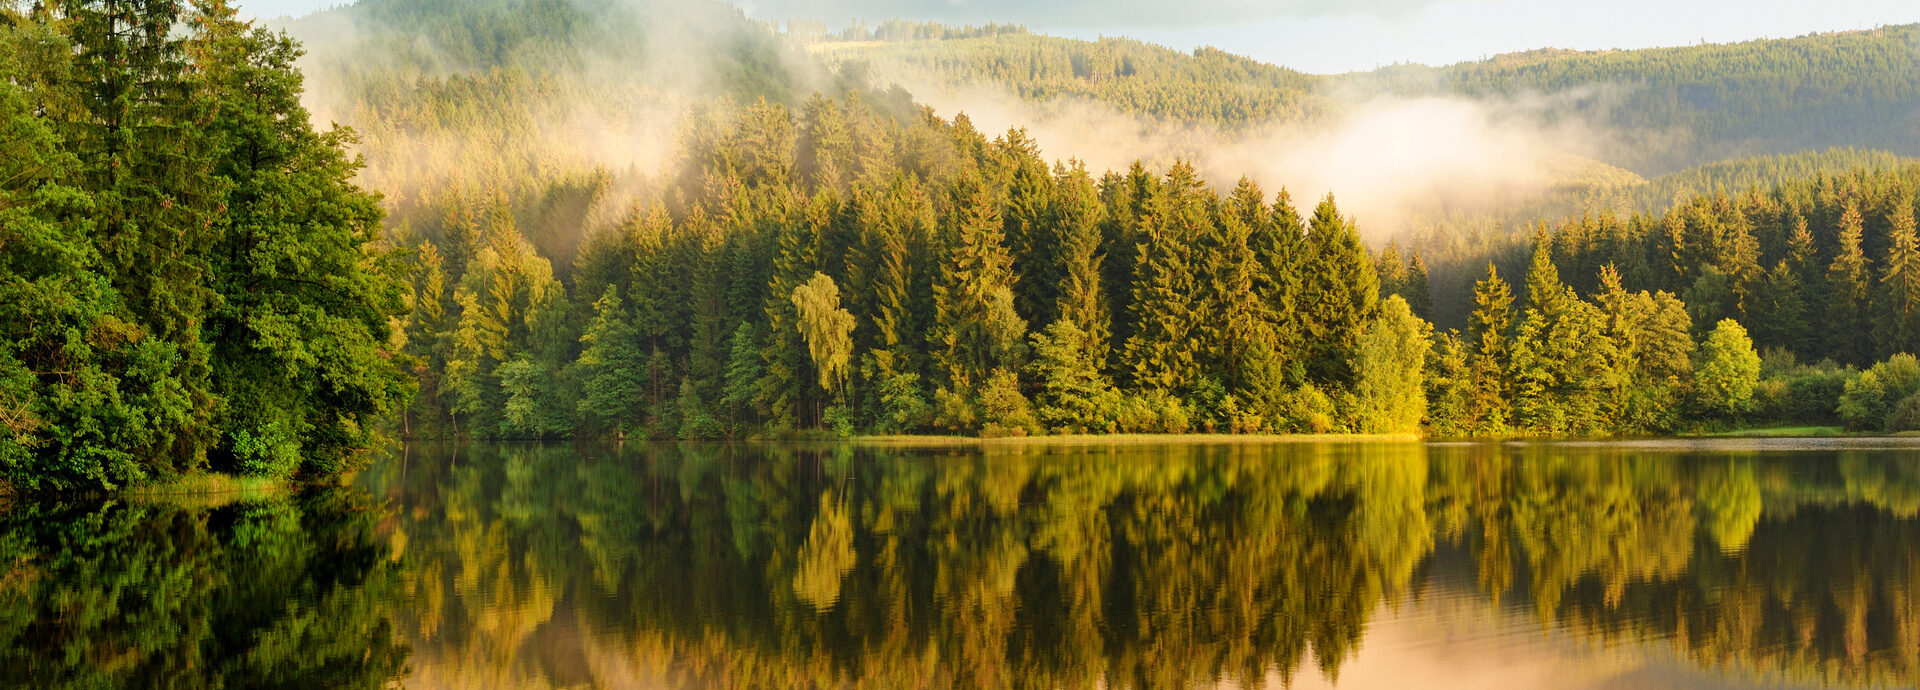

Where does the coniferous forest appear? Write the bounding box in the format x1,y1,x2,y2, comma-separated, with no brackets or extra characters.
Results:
7,0,1920,492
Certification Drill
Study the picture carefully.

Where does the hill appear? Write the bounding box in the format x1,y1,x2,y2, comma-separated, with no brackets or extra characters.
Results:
817,23,1920,176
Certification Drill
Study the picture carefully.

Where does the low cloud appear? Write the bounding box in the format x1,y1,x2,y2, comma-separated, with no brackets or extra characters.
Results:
887,72,1628,240
733,0,1476,30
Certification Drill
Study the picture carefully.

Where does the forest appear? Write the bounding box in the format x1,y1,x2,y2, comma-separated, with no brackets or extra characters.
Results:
6,0,1920,492
0,0,408,491
821,21,1920,174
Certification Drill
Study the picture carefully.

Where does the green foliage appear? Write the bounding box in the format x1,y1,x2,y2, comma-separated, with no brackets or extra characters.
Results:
1350,297,1433,434
791,272,857,397
1838,354,1920,431
574,288,646,435
0,3,407,490
1299,195,1378,387
1029,319,1120,433
1884,392,1920,432
1123,162,1208,393
869,370,930,433
1694,319,1763,415
977,368,1039,437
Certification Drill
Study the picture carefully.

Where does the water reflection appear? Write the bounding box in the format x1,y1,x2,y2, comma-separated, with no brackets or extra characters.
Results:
359,440,1920,689
3,441,1919,688
0,487,408,688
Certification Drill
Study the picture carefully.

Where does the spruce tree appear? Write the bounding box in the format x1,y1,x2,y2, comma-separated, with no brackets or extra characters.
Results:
1207,202,1284,409
931,172,1024,391
1123,162,1207,394
1466,264,1514,434
575,287,646,435
1298,194,1377,387
1825,203,1874,365
1256,187,1309,374
760,192,823,428
63,0,219,469
999,130,1060,328
1054,161,1110,366
1879,202,1920,357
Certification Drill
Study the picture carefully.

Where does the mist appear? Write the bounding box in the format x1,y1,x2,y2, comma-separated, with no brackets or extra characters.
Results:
274,0,1649,251
282,0,833,213
881,71,1633,241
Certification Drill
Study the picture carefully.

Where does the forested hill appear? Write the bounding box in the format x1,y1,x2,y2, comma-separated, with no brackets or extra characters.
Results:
817,23,1920,175
279,0,884,273
1355,27,1920,174
808,22,1329,129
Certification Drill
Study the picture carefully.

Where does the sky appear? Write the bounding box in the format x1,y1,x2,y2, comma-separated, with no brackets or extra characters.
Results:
243,0,1920,74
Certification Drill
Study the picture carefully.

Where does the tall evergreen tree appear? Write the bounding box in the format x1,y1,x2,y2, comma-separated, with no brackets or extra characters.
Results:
575,287,646,435
62,0,221,470
999,129,1060,329
1123,162,1207,393
761,192,823,428
1206,201,1285,410
1465,264,1515,435
1825,203,1874,364
1053,161,1110,367
931,172,1024,390
1878,201,1920,357
1297,194,1377,387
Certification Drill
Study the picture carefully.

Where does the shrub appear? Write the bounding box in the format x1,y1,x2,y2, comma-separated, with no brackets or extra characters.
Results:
823,405,857,439
1281,384,1339,434
932,384,978,432
1838,354,1920,431
978,369,1039,437
872,372,930,434
1887,392,1920,432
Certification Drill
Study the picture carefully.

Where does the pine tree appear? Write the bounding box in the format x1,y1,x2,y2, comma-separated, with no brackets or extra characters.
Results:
1509,239,1616,434
1403,253,1435,321
685,212,731,403
1255,187,1309,375
999,130,1060,328
1751,260,1810,355
722,323,766,428
761,193,822,428
1099,163,1156,374
1207,201,1284,409
62,0,220,469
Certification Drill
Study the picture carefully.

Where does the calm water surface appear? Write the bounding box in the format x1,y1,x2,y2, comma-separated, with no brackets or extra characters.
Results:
5,439,1920,688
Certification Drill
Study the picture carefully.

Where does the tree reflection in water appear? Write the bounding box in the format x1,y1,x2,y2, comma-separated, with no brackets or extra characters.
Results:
3,441,1919,688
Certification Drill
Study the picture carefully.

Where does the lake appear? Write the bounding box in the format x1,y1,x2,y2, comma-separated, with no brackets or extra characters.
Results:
4,438,1920,688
